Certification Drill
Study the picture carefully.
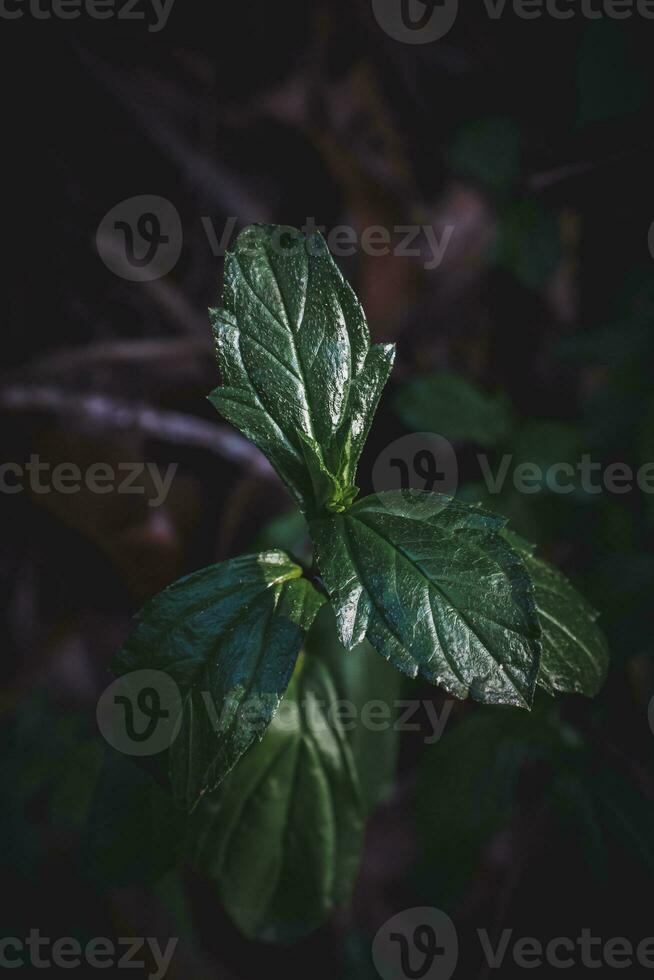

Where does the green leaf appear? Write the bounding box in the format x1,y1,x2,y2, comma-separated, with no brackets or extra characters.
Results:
209,224,395,516
306,604,403,813
311,490,541,708
394,370,512,449
189,654,365,942
504,532,609,698
113,550,324,811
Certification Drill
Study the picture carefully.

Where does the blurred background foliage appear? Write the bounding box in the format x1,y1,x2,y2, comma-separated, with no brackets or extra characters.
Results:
2,2,654,976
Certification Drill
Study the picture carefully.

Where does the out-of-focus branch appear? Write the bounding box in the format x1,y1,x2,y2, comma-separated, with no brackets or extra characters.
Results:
3,337,212,382
72,41,267,224
93,235,212,335
0,385,274,478
526,150,632,191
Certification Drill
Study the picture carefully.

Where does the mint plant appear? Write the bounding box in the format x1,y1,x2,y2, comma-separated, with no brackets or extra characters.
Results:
112,224,609,940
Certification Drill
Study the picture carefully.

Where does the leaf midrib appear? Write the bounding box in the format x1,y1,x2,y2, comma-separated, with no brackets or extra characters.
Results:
348,511,531,698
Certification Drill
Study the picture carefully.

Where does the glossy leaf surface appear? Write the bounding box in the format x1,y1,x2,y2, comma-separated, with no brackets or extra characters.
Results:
209,224,394,515
113,551,324,811
505,532,609,697
311,490,541,707
191,655,364,941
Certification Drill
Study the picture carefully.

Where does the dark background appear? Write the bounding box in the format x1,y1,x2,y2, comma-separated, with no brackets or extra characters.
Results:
2,2,654,977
